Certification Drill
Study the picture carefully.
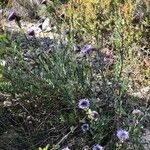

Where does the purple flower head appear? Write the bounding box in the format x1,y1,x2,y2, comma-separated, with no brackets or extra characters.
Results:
81,123,89,132
81,44,92,54
28,29,35,36
89,111,99,120
78,99,90,110
7,10,17,21
116,129,129,142
92,144,103,150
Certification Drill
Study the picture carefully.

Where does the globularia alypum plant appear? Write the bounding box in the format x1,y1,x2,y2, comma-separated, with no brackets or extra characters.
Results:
0,0,149,150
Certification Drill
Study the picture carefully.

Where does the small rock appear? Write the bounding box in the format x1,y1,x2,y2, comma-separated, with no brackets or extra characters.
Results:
3,101,12,107
42,18,51,31
132,109,143,116
140,86,150,94
83,146,90,150
62,147,71,150
132,86,150,99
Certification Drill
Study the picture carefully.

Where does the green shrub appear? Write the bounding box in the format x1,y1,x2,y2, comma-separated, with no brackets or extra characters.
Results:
0,0,149,149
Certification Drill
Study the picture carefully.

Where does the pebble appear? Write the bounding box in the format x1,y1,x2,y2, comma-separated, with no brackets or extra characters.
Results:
3,101,12,107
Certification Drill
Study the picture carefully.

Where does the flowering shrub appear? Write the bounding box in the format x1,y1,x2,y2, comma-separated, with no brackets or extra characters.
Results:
0,0,149,150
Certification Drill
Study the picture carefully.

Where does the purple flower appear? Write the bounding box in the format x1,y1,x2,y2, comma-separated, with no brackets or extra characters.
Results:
89,111,99,120
92,144,103,150
28,29,35,36
7,10,17,21
81,124,89,132
78,99,90,110
81,44,92,54
116,129,129,142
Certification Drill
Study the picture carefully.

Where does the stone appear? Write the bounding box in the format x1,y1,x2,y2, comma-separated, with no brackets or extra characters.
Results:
3,101,12,107
42,17,51,31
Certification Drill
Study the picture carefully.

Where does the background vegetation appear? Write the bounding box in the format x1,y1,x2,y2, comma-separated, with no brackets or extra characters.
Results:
0,0,150,149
